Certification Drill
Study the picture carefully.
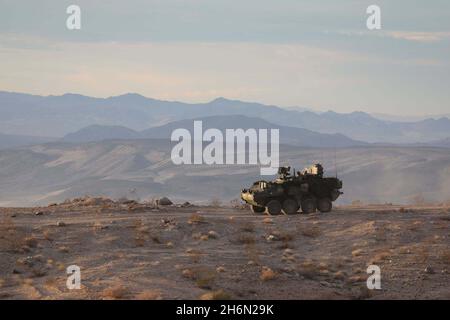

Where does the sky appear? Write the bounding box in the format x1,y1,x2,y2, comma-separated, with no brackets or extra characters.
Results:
0,0,449,116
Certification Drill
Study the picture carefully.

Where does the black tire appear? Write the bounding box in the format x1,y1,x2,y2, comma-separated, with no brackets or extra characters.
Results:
266,200,282,215
301,198,317,214
317,198,332,213
283,198,299,215
251,205,266,214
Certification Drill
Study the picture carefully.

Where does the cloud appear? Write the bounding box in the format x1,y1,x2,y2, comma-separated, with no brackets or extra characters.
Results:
386,31,450,43
331,29,450,43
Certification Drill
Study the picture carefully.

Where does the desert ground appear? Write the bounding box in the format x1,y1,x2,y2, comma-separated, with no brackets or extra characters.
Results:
0,198,449,300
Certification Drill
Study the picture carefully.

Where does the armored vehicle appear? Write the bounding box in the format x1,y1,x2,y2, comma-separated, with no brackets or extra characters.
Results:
241,164,343,215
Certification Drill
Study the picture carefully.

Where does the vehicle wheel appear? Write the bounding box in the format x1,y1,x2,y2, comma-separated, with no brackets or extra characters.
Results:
301,198,317,214
266,200,282,215
251,205,266,214
317,198,332,213
283,199,299,215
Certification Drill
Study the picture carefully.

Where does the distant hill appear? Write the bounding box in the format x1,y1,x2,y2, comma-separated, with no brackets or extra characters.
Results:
0,133,55,149
422,137,450,148
62,115,366,148
63,125,141,143
140,115,366,148
2,91,450,143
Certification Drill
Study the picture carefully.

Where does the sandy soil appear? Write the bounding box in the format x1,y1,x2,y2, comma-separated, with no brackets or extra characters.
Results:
1,200,449,300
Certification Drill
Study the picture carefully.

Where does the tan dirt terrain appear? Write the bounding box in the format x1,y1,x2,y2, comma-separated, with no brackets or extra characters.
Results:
1,199,449,300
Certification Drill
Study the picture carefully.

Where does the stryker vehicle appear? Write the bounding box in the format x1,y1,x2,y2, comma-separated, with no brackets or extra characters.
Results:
241,164,343,215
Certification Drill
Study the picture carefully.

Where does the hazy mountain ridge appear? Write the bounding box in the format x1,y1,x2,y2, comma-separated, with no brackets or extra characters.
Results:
0,132,55,149
63,115,364,147
1,91,450,144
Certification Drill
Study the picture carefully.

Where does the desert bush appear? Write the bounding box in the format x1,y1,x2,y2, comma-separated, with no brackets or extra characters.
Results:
135,290,162,300
240,222,255,233
58,246,69,253
351,200,363,207
440,249,450,265
411,194,429,206
182,267,216,289
260,267,276,281
298,261,321,279
200,290,231,300
210,198,221,207
297,226,321,238
101,285,128,299
0,216,25,253
186,248,202,263
236,234,256,245
274,230,294,242
352,249,363,257
188,214,205,224
229,199,248,210
23,236,38,248
42,229,53,241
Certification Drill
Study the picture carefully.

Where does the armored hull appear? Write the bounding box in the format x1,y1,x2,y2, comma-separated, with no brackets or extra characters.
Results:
241,164,343,215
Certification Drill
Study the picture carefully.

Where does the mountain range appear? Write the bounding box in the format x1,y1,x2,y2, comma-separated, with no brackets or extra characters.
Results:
1,91,450,144
63,115,367,148
1,91,450,207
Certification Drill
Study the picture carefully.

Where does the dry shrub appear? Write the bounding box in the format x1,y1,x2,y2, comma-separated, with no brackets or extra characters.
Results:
230,199,248,210
186,249,202,263
210,198,222,207
441,249,450,265
182,267,216,289
42,229,53,241
240,222,255,233
333,271,346,280
134,236,146,247
131,219,154,246
298,261,321,279
263,218,273,224
31,268,47,278
298,226,321,238
260,267,276,281
43,278,59,291
101,285,128,299
200,290,232,300
411,194,426,206
370,250,391,264
135,290,162,300
352,287,374,300
188,214,205,224
236,234,255,245
351,200,363,207
408,221,423,231
0,216,24,252
275,230,294,242
23,236,38,248
416,246,429,263
348,275,365,283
